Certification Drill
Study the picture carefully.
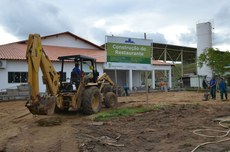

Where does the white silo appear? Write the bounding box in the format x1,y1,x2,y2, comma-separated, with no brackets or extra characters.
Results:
196,22,213,78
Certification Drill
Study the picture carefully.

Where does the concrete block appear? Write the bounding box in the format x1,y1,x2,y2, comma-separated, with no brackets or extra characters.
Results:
8,96,15,100
18,91,30,96
2,96,9,100
7,89,19,96
17,84,30,91
15,96,27,100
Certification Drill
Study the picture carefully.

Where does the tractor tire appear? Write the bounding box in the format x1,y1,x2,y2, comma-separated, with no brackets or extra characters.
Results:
82,86,102,115
102,84,113,95
117,87,126,97
104,92,118,108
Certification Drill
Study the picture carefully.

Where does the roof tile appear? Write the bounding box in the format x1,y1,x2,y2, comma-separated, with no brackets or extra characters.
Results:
0,43,173,66
0,43,105,62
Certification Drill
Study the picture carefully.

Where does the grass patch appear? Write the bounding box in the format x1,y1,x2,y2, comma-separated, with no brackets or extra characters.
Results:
94,104,165,121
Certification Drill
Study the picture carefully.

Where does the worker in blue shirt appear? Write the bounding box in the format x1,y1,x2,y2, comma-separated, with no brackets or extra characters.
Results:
210,77,216,100
219,78,228,101
72,62,81,76
71,62,81,88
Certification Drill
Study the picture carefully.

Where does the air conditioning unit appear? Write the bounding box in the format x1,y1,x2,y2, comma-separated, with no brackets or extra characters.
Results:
0,60,7,69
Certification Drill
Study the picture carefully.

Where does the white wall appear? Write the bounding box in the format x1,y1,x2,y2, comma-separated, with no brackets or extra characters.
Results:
0,60,65,92
42,34,98,49
96,63,104,76
190,76,203,88
0,60,27,91
132,71,141,87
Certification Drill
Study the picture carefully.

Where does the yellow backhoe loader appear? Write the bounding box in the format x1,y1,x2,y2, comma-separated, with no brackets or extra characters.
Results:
25,34,117,115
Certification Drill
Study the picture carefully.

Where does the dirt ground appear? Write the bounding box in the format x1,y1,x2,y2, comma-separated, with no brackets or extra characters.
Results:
1,91,230,152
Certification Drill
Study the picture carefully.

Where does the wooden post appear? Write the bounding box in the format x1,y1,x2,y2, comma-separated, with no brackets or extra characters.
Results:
145,71,149,105
115,69,118,95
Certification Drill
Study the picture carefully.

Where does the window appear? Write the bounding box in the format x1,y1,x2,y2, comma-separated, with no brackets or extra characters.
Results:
8,72,28,83
83,61,93,73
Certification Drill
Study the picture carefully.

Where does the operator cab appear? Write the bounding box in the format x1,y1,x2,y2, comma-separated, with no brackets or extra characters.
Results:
57,55,99,92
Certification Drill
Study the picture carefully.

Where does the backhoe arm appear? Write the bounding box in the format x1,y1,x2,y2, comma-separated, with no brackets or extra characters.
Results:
25,34,59,115
97,73,115,86
97,73,115,93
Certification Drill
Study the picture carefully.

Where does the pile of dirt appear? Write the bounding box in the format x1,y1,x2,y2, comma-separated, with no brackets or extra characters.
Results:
36,117,62,126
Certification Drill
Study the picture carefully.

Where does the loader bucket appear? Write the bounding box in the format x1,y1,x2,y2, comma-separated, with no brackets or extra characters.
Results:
25,96,56,115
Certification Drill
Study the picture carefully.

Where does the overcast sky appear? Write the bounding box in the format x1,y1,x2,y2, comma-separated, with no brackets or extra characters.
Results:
0,0,230,50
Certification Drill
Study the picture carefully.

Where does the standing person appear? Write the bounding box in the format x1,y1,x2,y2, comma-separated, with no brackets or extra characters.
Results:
202,76,208,89
210,77,217,100
219,78,228,101
123,84,129,96
202,76,209,101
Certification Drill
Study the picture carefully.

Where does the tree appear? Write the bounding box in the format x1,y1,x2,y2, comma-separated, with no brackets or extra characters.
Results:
198,48,230,76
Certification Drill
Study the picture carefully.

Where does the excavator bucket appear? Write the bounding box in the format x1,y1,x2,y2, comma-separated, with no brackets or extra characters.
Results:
25,96,56,115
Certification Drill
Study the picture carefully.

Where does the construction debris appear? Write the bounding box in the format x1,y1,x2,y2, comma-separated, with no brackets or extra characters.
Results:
0,84,30,101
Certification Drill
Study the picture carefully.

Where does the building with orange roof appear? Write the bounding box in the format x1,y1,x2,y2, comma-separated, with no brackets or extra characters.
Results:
0,31,173,92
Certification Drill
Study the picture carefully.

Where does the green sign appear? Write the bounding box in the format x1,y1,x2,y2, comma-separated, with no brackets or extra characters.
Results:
106,42,151,64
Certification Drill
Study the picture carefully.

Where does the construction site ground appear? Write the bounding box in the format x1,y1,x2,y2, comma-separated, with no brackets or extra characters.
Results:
1,91,230,152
